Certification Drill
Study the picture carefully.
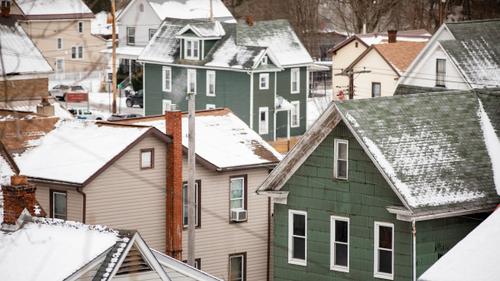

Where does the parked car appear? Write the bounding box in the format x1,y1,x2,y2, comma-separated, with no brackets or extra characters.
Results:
49,85,87,101
107,113,143,121
68,108,103,120
126,90,143,108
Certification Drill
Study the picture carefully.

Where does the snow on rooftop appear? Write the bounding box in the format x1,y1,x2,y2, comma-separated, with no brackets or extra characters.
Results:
15,121,149,184
419,208,500,281
15,0,92,15
478,99,500,195
0,219,119,281
92,11,112,35
205,37,264,69
147,0,234,21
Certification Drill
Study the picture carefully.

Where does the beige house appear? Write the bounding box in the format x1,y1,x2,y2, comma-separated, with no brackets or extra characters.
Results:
10,0,107,76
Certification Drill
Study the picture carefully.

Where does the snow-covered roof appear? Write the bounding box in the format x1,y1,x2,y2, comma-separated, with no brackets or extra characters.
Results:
14,0,94,18
147,0,234,22
153,250,223,281
177,21,226,37
0,99,74,119
91,11,112,35
419,207,500,281
14,121,168,184
126,108,282,170
0,17,53,76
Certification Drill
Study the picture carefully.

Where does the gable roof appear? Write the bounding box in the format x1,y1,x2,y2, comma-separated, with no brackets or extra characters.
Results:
177,21,226,37
13,0,94,19
258,89,500,217
418,206,500,281
0,17,53,76
118,108,283,171
153,250,223,281
13,120,170,185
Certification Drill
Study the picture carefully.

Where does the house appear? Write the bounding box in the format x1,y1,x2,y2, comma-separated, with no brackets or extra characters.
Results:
115,108,283,280
418,206,500,281
397,19,500,95
139,18,313,141
341,40,426,99
329,29,431,99
257,89,500,280
0,175,222,281
9,0,107,76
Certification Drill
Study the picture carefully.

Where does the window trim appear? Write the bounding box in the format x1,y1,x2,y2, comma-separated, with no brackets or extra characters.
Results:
49,189,67,220
290,101,300,128
57,38,63,50
372,82,381,97
162,99,172,113
162,66,172,92
184,39,200,60
206,70,216,96
291,68,300,94
261,55,268,65
140,148,154,170
229,175,248,223
259,73,269,90
334,139,349,180
182,180,201,228
206,104,216,110
187,69,197,93
71,45,83,60
288,209,307,266
330,216,350,272
127,26,136,45
258,107,269,135
78,21,83,33
228,252,246,281
435,58,446,87
374,221,395,280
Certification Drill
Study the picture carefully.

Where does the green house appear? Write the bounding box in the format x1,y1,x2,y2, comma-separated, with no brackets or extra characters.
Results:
138,18,313,141
258,89,500,280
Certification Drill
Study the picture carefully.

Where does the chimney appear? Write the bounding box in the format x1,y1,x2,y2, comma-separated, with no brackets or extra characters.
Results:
2,175,46,231
246,15,254,27
165,109,183,260
388,29,397,43
36,97,55,117
1,0,11,17
362,23,367,35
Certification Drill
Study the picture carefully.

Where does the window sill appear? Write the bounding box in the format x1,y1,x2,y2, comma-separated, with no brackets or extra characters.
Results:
206,93,216,97
331,265,349,273
288,258,307,267
291,91,300,94
374,272,394,280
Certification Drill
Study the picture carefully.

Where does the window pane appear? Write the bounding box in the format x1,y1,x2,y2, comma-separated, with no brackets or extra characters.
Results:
379,226,392,249
335,220,348,243
293,214,305,236
293,237,305,259
187,41,192,57
231,198,243,209
183,185,188,225
337,160,347,178
230,256,242,280
231,179,243,198
334,243,348,266
378,249,392,274
54,193,66,219
338,143,347,159
141,151,152,168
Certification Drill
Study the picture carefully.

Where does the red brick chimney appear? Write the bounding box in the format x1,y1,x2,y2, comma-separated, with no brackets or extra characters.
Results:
2,175,46,230
1,0,11,17
165,110,183,260
388,30,397,43
246,15,254,27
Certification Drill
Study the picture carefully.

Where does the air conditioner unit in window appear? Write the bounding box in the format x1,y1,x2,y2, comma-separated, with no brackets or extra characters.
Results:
230,208,247,222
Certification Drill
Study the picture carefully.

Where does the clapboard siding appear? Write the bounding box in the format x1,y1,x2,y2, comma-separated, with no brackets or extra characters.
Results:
112,271,163,281
181,159,270,281
35,182,83,222
84,135,167,251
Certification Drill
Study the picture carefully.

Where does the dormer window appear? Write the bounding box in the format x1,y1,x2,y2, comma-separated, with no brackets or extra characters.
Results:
185,39,199,60
262,55,268,65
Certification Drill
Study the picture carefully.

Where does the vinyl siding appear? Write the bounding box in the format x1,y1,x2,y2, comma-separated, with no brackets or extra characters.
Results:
113,271,163,280
35,182,84,222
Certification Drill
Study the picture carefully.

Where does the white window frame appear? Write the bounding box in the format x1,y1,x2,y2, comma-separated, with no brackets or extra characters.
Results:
288,209,307,266
258,107,269,135
374,222,394,280
259,73,269,90
334,139,348,180
230,177,245,210
57,38,63,50
184,39,199,60
162,99,172,113
229,253,245,281
162,66,172,92
127,27,135,45
436,58,446,87
261,55,268,65
55,58,64,73
71,46,83,60
78,21,83,33
330,216,349,272
183,181,200,227
206,104,216,110
291,68,300,94
187,69,197,93
52,191,67,220
206,70,216,96
140,149,153,169
290,101,300,128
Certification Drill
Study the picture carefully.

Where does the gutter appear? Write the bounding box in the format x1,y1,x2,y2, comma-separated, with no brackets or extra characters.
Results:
29,177,83,187
217,161,280,172
76,187,87,223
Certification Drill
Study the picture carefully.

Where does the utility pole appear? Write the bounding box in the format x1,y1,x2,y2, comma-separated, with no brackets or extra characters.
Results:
111,0,117,114
187,90,196,266
335,69,371,100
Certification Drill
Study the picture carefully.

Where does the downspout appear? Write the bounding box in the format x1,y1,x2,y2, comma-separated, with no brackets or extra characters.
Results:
266,197,271,281
273,72,277,141
76,187,86,223
249,71,254,129
412,220,417,281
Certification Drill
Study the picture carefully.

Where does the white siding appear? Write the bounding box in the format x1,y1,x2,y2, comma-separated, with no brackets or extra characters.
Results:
118,0,162,47
332,39,368,98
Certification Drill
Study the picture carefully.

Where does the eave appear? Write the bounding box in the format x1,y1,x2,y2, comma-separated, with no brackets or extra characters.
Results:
387,204,498,222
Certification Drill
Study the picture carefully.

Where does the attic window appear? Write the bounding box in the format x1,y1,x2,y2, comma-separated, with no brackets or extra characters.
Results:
139,3,144,12
334,139,348,180
140,148,154,169
116,245,152,275
262,55,268,65
185,39,199,60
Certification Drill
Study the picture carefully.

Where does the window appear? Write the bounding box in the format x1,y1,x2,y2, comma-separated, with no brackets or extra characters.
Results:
259,73,269,90
127,27,135,45
71,46,83,59
206,71,216,96
139,3,144,12
436,59,446,87
55,58,64,73
334,139,348,180
78,21,83,33
140,148,154,169
288,210,307,266
230,176,246,210
290,101,300,128
187,69,197,93
331,216,349,272
229,253,246,281
57,38,63,50
149,28,157,40
184,39,199,60
183,180,201,227
206,104,216,110
1,1,10,8
50,190,67,220
258,107,269,135
355,42,359,48
374,222,394,280
183,258,201,269
291,68,300,93
261,55,268,65
162,66,172,92
162,99,172,112
372,82,381,97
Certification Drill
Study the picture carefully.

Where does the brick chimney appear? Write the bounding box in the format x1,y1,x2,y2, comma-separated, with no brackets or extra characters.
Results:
388,30,397,43
165,110,183,260
1,0,11,17
246,15,254,27
36,97,55,117
2,175,46,231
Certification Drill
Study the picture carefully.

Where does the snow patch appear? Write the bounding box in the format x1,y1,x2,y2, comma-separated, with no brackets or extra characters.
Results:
477,99,500,195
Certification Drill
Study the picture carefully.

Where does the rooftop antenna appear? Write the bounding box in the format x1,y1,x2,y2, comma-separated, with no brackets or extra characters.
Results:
209,0,214,22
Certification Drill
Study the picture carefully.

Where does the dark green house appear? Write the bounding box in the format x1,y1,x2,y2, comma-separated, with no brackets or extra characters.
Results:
258,89,500,280
138,18,313,141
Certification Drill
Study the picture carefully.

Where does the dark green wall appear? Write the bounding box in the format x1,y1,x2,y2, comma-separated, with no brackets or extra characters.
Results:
273,122,484,281
253,72,276,140
275,67,307,136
